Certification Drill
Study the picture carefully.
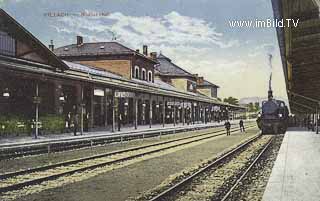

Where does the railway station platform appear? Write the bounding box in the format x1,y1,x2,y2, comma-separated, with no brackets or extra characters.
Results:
263,128,320,201
0,120,253,149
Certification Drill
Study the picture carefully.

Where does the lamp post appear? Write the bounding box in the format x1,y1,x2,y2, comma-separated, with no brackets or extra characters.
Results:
124,101,128,125
142,102,146,125
33,83,41,139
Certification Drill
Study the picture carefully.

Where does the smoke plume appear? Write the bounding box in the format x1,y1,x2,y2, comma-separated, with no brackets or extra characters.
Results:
268,53,273,91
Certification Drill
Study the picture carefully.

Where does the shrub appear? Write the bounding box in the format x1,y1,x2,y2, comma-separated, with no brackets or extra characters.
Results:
40,114,65,134
0,116,27,136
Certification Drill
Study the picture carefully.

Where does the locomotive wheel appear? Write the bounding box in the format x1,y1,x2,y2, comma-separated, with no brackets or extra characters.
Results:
273,125,279,134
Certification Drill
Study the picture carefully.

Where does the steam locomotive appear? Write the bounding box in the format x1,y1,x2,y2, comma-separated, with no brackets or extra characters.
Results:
257,90,289,134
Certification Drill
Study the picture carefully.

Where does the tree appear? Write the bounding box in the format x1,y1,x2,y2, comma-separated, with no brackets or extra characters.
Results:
254,102,260,111
248,102,255,112
223,97,239,105
247,102,260,112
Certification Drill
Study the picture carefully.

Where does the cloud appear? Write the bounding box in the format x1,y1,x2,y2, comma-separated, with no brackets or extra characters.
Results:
0,0,5,7
248,43,275,58
50,11,286,99
51,11,238,49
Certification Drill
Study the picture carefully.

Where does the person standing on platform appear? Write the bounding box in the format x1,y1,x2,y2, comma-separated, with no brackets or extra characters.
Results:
225,120,231,136
239,119,245,132
72,105,79,136
118,113,122,131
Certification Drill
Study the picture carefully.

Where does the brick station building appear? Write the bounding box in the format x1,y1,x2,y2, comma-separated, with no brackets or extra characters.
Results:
0,9,244,137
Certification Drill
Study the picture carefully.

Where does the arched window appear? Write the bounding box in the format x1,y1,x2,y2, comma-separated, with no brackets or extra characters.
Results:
134,66,140,79
148,71,153,82
142,68,146,80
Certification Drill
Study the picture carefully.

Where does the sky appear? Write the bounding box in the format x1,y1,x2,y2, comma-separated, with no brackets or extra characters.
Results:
0,0,288,100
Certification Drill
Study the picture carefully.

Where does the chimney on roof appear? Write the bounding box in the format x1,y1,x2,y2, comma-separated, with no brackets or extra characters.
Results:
143,45,148,56
48,40,54,51
136,49,140,53
77,35,83,46
198,76,204,84
150,52,157,60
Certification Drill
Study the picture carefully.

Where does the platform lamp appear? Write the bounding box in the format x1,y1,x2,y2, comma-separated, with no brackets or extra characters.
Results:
59,92,66,103
2,88,10,98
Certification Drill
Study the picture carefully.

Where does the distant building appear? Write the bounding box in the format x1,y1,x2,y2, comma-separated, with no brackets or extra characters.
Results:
155,53,197,93
54,38,157,82
195,75,219,98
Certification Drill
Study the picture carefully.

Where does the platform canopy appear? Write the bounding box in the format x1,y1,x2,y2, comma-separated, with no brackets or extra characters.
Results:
272,0,320,114
0,9,68,70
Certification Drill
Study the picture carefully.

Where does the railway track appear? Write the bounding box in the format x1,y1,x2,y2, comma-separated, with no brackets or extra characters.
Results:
0,125,256,195
147,134,273,201
0,122,255,160
220,137,274,201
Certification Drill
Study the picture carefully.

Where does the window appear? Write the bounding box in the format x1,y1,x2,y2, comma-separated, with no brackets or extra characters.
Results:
187,81,196,92
134,66,140,79
0,31,16,57
148,71,153,82
142,68,146,80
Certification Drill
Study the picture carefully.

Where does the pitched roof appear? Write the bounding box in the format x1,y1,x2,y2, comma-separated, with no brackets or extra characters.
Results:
54,41,157,63
198,79,220,88
0,9,68,70
63,60,122,79
63,60,203,96
155,53,196,78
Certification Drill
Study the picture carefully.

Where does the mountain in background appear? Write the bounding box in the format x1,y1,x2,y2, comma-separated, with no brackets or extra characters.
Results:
239,96,289,106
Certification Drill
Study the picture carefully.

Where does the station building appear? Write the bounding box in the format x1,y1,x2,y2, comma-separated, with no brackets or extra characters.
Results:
0,9,244,137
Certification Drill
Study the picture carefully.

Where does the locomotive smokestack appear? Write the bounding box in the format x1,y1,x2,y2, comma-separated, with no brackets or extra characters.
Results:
268,89,273,100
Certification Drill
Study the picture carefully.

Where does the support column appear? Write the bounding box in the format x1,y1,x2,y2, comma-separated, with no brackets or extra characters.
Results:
162,96,165,127
134,97,138,129
104,90,108,128
182,100,185,126
192,102,195,124
203,106,206,124
317,107,319,134
75,84,82,135
198,103,201,123
149,94,152,128
35,82,39,139
112,89,115,132
80,85,84,135
89,87,94,130
118,96,122,132
173,98,176,126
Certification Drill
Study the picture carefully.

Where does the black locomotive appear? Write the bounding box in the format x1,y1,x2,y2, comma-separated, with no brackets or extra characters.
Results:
257,90,289,134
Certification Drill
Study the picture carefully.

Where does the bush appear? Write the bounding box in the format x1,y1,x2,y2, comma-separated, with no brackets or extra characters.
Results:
0,116,27,136
0,114,65,137
40,114,65,134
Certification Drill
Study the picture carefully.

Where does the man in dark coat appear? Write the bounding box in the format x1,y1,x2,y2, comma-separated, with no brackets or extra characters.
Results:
225,120,231,136
72,105,79,136
73,113,79,136
239,119,245,132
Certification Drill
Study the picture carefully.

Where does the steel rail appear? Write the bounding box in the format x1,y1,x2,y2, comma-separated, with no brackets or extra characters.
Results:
0,125,255,180
0,125,256,194
220,136,274,201
0,122,253,160
148,132,261,201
